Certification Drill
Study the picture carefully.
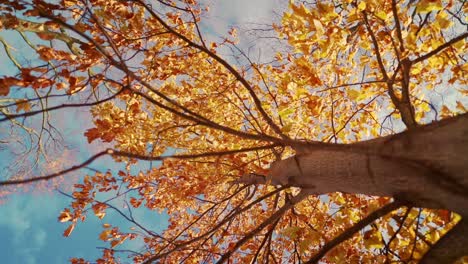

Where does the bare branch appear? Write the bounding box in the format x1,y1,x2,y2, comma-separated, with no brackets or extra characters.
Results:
362,11,389,81
0,89,123,123
0,144,278,186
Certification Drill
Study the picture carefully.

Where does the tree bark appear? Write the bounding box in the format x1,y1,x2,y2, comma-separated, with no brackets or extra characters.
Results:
265,113,468,213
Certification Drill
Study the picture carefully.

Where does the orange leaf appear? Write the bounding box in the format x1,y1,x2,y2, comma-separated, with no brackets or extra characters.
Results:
99,229,111,241
15,100,32,112
37,32,55,41
58,209,72,222
130,197,142,208
63,223,75,237
92,203,107,219
110,235,129,248
0,77,22,96
84,128,100,143
110,240,120,248
0,85,10,96
437,209,451,223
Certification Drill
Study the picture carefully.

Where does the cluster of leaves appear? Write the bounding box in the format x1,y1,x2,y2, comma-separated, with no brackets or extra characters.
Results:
0,0,467,263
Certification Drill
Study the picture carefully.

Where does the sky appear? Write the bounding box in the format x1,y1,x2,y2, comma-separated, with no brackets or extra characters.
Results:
0,1,285,263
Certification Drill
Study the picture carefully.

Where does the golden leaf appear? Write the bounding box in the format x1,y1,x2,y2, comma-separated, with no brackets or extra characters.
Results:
416,0,443,13
347,89,360,100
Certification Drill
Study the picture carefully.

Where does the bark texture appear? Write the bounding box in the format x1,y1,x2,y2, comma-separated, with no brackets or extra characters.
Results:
268,113,468,214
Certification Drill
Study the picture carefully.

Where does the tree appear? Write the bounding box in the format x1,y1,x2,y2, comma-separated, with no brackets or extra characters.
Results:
0,0,467,263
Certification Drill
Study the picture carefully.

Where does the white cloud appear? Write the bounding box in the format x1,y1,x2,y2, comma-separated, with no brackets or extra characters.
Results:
0,194,60,263
34,228,47,249
201,0,286,40
203,0,285,32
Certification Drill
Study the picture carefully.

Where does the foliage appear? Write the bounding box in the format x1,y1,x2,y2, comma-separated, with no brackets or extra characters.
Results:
0,0,467,263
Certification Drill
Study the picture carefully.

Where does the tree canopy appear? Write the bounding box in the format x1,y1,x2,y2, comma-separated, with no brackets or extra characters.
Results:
0,0,467,263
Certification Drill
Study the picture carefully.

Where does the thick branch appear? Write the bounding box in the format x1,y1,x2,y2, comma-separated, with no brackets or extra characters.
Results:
391,0,405,53
362,11,388,81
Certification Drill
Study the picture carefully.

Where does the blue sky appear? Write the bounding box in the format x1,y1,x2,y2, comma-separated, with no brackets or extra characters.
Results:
0,1,284,263
0,194,101,264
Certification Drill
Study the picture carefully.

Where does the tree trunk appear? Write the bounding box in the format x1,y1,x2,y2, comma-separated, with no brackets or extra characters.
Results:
239,113,468,262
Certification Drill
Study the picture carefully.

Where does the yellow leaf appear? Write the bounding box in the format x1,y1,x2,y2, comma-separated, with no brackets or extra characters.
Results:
95,211,106,219
335,193,346,204
420,102,430,112
290,3,310,18
453,213,462,222
462,63,468,72
294,87,308,99
363,230,383,249
360,40,371,50
375,11,387,20
358,2,366,11
92,203,107,219
453,39,465,50
279,108,295,118
426,230,440,243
